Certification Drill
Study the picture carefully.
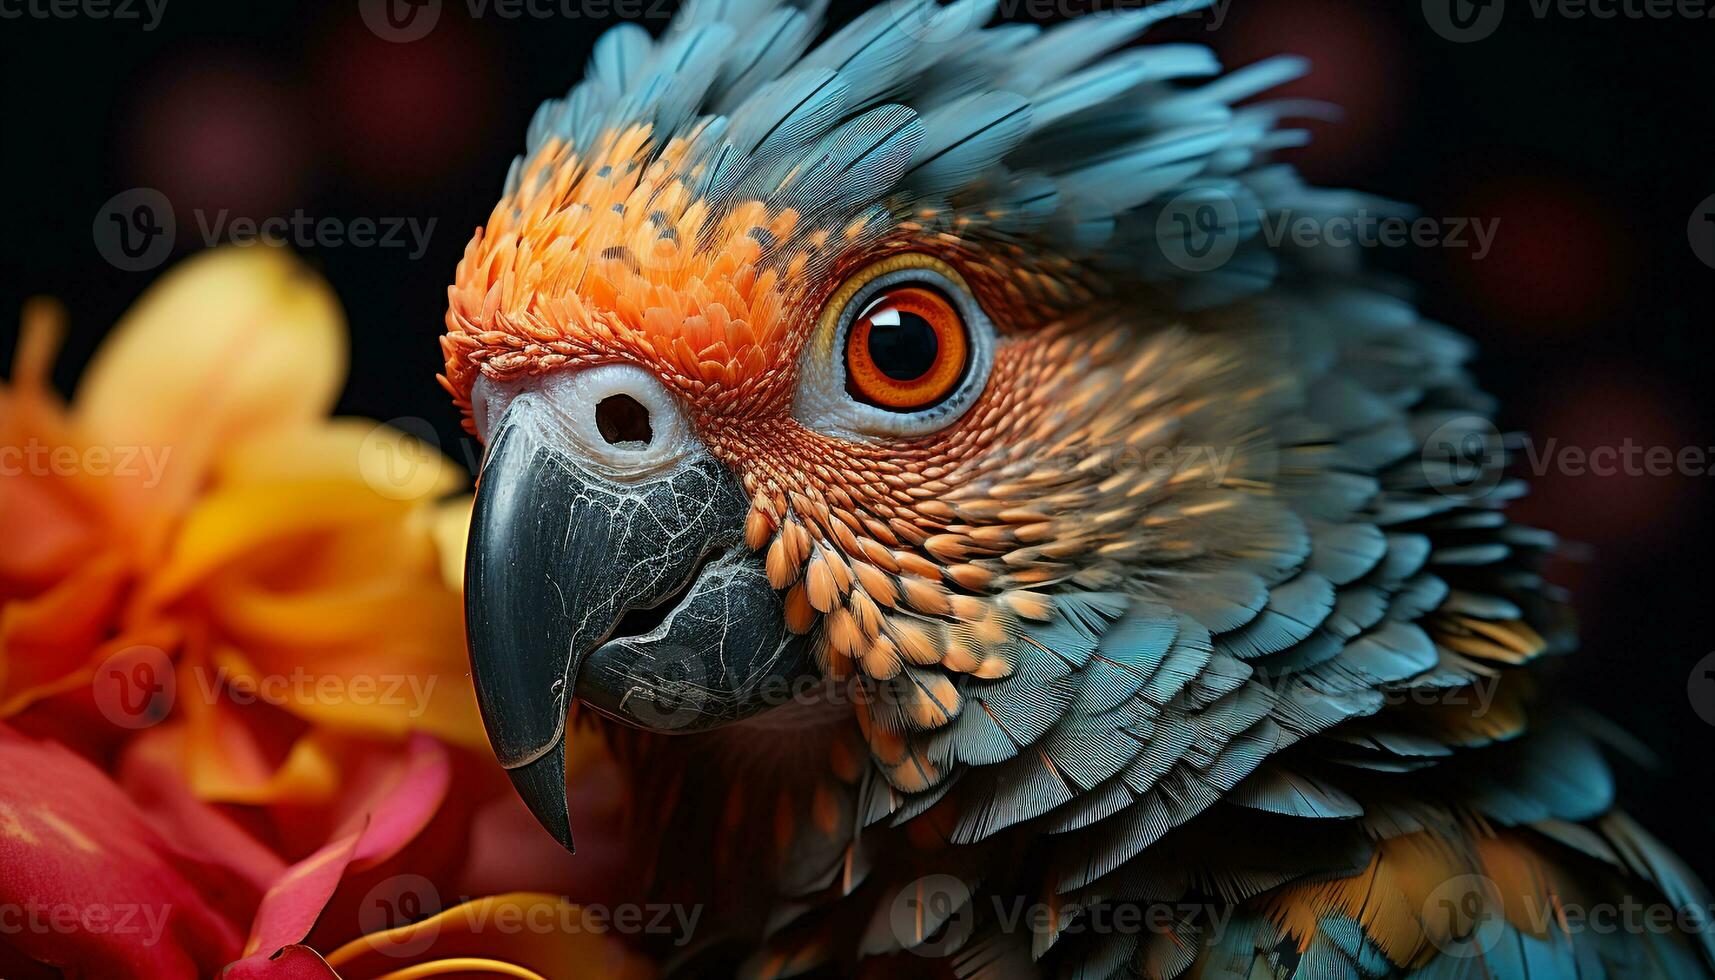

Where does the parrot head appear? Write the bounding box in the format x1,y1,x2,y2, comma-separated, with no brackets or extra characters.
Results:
444,0,1317,851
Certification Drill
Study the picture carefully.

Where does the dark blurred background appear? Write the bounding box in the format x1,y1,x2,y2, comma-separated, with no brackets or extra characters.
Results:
3,0,1711,878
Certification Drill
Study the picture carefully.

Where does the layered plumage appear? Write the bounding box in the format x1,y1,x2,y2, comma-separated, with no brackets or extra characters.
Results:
441,1,1713,976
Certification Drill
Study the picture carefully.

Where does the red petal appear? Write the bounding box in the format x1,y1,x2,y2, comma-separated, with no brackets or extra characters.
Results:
0,724,250,977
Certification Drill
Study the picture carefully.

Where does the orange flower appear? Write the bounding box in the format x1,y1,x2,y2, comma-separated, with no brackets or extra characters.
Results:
0,247,644,978
0,245,482,804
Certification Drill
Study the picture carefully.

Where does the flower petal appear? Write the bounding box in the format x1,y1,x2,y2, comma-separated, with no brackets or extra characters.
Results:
320,894,657,980
239,736,449,960
0,552,131,715
72,245,346,523
219,944,340,980
0,723,253,977
136,474,482,746
215,417,465,503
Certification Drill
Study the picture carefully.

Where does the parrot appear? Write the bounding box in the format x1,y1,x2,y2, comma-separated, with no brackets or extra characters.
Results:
439,0,1715,975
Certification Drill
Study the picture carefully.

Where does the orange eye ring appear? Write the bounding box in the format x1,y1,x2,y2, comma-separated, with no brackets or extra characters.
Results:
844,285,968,410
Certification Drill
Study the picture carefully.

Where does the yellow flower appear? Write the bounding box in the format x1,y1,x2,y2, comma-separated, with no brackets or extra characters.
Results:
0,245,482,805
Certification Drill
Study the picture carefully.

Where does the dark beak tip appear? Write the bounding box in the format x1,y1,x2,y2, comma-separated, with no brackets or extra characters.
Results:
505,738,575,853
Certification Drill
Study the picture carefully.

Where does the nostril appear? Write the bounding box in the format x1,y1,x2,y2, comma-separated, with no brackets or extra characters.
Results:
595,394,653,448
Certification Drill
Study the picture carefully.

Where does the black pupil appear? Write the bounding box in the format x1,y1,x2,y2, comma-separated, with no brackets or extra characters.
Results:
864,304,939,381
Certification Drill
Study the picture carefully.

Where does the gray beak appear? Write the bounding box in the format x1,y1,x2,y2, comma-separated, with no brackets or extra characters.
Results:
465,386,813,851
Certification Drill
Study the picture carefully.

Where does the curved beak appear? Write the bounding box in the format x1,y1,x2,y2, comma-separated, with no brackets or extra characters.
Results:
464,394,812,851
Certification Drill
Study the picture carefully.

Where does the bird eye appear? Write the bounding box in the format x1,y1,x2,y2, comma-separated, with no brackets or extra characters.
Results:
794,254,996,439
845,285,967,410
